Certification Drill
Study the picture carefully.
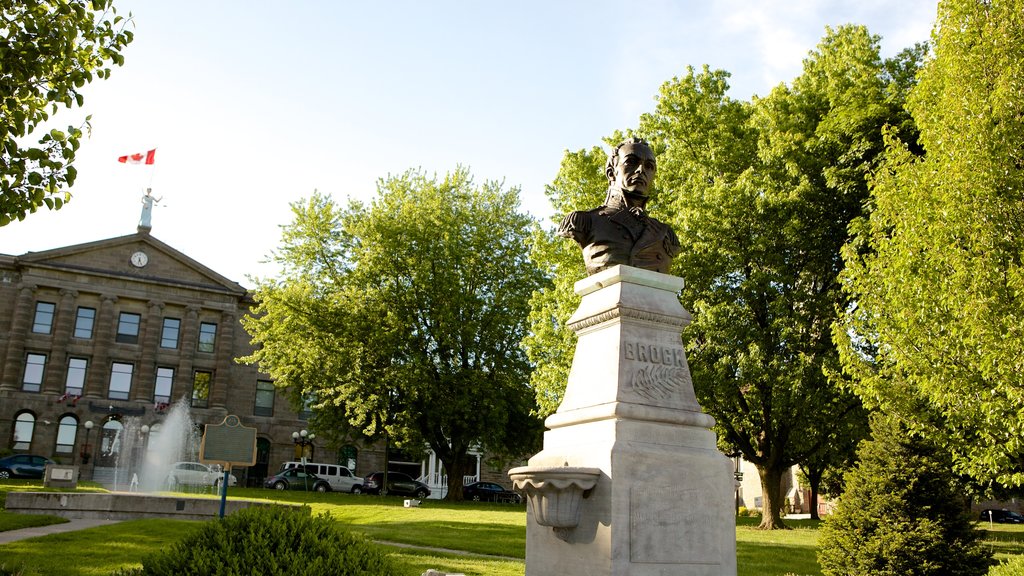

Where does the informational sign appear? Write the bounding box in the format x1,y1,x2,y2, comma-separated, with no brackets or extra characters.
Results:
200,415,257,468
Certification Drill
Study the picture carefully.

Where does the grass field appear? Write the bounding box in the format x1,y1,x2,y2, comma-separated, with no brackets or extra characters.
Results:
1,481,1022,575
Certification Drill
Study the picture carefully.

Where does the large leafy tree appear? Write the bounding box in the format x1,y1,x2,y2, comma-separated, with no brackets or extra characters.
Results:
640,26,922,529
1,0,133,225
838,0,1024,487
526,26,922,529
242,169,545,500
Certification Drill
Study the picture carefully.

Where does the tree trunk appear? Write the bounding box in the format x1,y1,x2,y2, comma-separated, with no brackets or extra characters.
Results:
441,450,471,501
757,464,789,530
807,472,822,521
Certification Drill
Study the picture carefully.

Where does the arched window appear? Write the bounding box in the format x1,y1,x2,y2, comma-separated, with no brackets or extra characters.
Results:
12,412,35,450
97,418,124,467
55,415,78,454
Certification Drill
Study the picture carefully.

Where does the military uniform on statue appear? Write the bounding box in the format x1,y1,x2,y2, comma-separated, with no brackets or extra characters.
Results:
557,137,681,276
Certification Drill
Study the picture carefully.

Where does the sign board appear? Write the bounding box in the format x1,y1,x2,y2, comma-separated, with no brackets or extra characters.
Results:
200,415,257,468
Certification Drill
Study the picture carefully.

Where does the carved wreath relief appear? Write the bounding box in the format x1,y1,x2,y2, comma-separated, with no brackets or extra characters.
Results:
623,340,691,403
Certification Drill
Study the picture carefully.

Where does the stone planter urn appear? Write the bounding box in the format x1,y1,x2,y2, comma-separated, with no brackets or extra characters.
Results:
509,466,600,538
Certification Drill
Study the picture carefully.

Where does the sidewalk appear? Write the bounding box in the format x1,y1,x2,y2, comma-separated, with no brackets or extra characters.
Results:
0,518,122,545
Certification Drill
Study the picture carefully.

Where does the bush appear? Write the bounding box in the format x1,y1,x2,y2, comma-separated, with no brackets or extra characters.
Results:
113,505,396,576
817,414,993,575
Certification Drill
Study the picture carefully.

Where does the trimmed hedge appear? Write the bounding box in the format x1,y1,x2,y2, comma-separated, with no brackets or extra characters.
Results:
113,505,395,576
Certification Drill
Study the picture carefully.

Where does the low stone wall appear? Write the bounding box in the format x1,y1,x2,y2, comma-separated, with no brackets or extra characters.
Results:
5,492,293,521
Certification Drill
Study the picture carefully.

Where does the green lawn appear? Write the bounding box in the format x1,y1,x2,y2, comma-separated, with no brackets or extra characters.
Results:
1,482,1022,576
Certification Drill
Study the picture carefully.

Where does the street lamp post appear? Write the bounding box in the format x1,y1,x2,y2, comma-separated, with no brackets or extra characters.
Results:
733,455,744,516
82,420,95,479
292,429,316,491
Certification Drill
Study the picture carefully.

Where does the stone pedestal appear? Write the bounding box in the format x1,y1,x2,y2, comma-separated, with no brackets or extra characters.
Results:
512,266,736,576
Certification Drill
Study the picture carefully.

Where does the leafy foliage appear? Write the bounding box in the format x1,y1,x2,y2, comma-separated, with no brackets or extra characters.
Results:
526,27,921,529
522,145,611,415
242,170,545,500
837,0,1024,487
645,27,918,528
0,0,133,225
113,505,397,576
817,415,993,576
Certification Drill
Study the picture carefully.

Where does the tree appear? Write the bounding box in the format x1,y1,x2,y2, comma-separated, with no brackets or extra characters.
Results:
797,403,869,520
817,414,992,576
0,0,134,225
242,169,545,500
837,0,1024,487
641,27,919,529
522,145,612,415
525,26,921,529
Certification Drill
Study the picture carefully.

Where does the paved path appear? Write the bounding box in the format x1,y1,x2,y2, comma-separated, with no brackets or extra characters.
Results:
0,519,122,544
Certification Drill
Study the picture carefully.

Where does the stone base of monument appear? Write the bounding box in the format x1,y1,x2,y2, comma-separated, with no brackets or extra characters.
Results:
511,265,736,576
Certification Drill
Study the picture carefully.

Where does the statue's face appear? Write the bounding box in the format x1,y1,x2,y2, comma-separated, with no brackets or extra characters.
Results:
611,143,656,197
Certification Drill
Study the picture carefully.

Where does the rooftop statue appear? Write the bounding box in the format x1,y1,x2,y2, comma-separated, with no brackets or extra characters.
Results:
558,137,680,275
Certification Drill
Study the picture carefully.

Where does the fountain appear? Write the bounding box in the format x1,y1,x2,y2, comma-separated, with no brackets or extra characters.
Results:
97,398,202,492
5,399,282,520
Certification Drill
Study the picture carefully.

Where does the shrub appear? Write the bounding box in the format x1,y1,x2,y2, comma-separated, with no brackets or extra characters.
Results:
113,505,396,576
817,414,993,575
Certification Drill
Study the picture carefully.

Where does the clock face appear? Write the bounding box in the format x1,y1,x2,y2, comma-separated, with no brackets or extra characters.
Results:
130,251,149,268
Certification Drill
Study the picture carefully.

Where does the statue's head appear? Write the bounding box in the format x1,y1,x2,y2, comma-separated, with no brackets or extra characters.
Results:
606,138,656,202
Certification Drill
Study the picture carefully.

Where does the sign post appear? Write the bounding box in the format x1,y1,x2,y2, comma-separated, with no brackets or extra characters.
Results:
200,415,257,518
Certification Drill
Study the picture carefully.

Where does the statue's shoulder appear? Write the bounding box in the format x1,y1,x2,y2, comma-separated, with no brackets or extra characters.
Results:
558,206,606,239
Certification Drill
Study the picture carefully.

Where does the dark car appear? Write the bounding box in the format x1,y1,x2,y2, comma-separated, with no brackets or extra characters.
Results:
264,468,331,492
980,509,1024,523
363,471,431,498
463,481,521,503
0,454,55,479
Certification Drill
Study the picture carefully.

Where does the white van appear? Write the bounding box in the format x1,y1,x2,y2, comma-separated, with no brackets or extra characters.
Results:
282,461,363,493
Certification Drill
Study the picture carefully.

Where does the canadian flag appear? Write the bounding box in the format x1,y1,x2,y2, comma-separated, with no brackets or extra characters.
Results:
118,149,156,165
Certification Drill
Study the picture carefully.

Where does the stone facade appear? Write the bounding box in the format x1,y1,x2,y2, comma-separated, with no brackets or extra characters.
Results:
0,229,350,485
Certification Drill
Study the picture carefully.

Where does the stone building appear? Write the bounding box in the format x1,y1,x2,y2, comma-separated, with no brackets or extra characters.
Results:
0,216,507,495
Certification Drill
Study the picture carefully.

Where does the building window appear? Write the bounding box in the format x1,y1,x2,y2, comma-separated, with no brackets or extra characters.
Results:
108,362,134,400
32,302,56,334
74,307,96,339
254,380,275,417
191,370,212,408
160,318,181,349
55,415,78,454
197,322,217,353
116,312,141,344
12,412,35,450
155,367,174,405
65,357,88,396
298,394,314,421
22,353,46,392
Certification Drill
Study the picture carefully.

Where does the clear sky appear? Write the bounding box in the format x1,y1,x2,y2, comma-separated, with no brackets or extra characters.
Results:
0,0,938,285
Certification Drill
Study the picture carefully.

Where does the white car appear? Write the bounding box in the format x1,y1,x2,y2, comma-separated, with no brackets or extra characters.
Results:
166,461,238,487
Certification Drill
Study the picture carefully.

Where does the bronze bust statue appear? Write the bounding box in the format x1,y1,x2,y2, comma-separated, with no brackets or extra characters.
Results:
559,138,680,275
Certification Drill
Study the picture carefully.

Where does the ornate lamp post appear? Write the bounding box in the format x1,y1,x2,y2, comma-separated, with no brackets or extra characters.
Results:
292,429,316,491
733,454,744,515
82,420,95,479
292,429,316,464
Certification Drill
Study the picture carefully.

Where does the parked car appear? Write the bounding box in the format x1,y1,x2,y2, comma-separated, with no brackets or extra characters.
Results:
166,461,238,488
264,468,331,492
980,509,1024,523
463,481,522,503
0,454,55,479
362,471,431,498
282,461,363,493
